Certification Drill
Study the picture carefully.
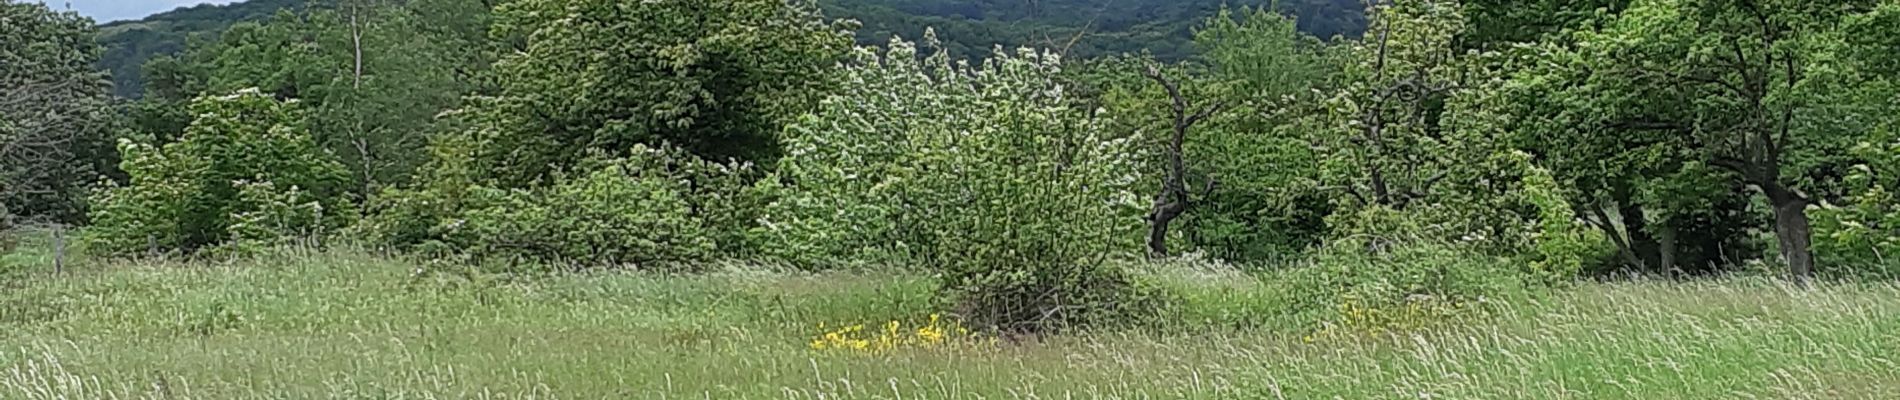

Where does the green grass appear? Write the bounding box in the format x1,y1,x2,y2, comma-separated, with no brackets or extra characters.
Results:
2,248,1898,399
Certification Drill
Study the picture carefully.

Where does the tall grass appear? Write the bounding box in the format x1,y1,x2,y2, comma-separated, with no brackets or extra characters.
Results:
2,248,1897,399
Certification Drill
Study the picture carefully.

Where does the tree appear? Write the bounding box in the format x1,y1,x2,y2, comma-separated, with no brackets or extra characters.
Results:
466,0,854,186
2,2,119,232
127,3,489,197
1134,7,1326,258
763,36,1157,330
1463,0,1629,49
1807,2,1900,278
1546,0,1893,282
1313,0,1469,214
87,89,352,255
318,0,484,194
1139,66,1225,258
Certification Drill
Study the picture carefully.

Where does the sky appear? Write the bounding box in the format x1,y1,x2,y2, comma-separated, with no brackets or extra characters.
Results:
50,0,237,23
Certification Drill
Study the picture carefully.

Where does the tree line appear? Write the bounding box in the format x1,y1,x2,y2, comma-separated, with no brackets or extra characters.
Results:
4,0,1897,331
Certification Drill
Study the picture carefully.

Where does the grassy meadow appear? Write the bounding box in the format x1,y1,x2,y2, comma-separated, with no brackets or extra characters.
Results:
3,236,1899,399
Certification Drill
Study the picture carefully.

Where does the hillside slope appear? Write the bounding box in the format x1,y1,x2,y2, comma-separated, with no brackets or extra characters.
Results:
97,0,306,98
95,0,1367,99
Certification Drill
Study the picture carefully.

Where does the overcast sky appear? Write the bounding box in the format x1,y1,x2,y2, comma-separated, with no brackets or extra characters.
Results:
50,0,237,23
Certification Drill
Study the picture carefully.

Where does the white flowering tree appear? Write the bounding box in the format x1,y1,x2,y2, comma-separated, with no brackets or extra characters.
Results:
762,34,1157,331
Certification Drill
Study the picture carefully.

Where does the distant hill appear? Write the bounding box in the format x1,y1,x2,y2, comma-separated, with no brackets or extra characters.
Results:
821,0,1366,61
97,0,307,98
96,0,1367,99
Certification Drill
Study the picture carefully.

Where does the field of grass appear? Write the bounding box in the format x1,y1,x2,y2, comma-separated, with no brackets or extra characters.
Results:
3,240,1899,399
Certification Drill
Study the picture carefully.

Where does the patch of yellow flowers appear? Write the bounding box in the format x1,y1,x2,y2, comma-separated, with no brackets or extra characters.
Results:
809,314,987,353
1304,296,1474,343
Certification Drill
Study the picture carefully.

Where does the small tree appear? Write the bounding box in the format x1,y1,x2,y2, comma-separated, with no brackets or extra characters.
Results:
765,36,1158,331
87,89,352,255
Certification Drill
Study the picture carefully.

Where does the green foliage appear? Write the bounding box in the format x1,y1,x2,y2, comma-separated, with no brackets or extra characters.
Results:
125,3,488,196
1810,3,1900,279
764,37,1159,331
453,153,715,269
1069,8,1334,262
224,180,331,252
85,89,352,255
1181,8,1337,260
1813,112,1900,279
1521,163,1614,284
1,1,119,225
96,0,1370,102
474,0,853,181
95,0,308,98
359,144,750,270
1519,0,1900,279
829,0,1365,63
1464,0,1628,49
1312,0,1472,215
1286,209,1529,333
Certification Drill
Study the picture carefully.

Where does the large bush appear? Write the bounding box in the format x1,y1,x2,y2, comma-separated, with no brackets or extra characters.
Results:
763,36,1161,331
359,144,744,269
1813,127,1900,279
86,89,353,255
468,0,853,185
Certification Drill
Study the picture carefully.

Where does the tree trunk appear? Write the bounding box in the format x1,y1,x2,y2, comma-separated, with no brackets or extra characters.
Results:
1139,65,1222,259
1765,184,1815,284
1147,202,1185,258
350,3,364,89
53,225,65,276
1590,205,1644,270
1657,223,1678,276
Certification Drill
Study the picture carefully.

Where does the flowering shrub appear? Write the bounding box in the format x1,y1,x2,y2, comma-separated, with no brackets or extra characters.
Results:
764,35,1162,331
86,89,353,255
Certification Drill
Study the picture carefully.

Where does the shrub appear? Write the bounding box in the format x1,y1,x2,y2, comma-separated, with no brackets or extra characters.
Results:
1285,206,1533,336
361,144,734,270
85,89,353,255
1813,131,1900,280
1521,164,1615,285
225,180,334,253
1293,238,1526,336
451,153,716,268
764,36,1160,331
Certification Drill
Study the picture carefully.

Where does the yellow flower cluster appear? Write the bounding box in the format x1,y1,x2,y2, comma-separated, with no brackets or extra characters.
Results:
809,314,980,353
1303,296,1472,343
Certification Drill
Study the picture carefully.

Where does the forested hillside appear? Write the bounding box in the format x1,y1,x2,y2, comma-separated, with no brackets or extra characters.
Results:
96,0,307,98
97,0,1368,98
824,0,1367,60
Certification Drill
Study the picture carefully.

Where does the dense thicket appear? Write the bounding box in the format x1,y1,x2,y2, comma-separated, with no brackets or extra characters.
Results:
7,0,1899,332
86,90,352,255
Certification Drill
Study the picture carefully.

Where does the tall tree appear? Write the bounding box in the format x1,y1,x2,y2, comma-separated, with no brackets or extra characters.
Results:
458,0,854,187
1,1,117,228
1544,0,1894,281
